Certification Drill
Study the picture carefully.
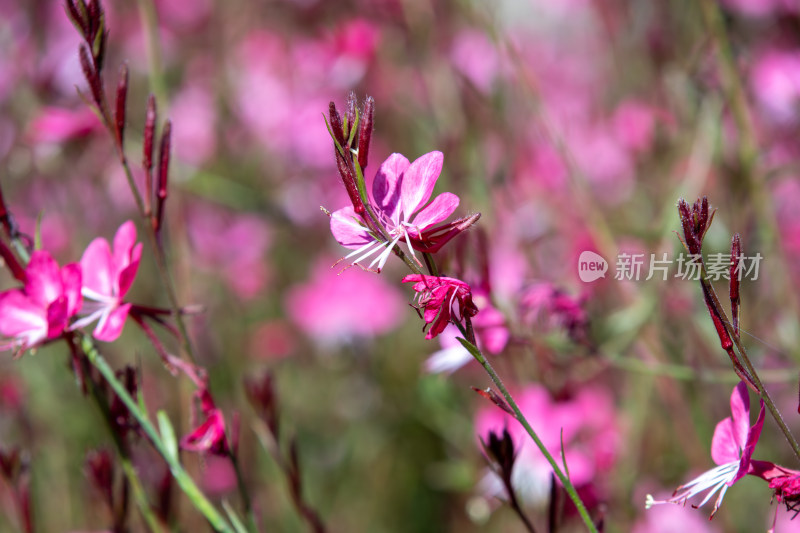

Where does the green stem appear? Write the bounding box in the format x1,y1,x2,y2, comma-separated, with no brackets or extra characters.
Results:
228,451,258,533
79,343,164,532
457,332,597,532
699,276,800,462
476,354,597,532
80,335,233,532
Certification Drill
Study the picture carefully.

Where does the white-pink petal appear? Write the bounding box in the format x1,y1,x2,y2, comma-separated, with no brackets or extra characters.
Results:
372,153,410,222
408,192,460,236
330,206,373,248
399,151,443,221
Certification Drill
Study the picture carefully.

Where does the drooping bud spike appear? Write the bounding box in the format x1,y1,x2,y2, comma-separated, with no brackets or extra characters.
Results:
65,0,88,35
155,120,172,233
78,44,103,106
357,96,374,171
335,150,364,215
730,233,741,336
345,91,357,137
143,95,157,172
328,102,346,149
114,64,128,147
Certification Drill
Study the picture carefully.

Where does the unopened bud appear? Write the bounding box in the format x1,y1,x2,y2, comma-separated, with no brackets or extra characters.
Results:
357,96,374,171
114,64,128,146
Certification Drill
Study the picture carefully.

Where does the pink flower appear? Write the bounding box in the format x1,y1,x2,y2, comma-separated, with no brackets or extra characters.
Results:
75,221,142,342
646,381,765,517
180,390,229,456
285,257,405,345
402,274,478,339
0,250,81,353
330,151,460,271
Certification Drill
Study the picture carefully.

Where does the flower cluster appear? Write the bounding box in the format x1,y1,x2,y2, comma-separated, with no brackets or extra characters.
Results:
0,221,141,354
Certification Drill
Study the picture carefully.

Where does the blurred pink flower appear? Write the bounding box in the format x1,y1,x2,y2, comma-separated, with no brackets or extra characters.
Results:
187,204,272,300
26,106,101,144
632,500,721,533
750,49,800,125
646,381,765,518
450,30,500,93
476,384,619,506
330,151,460,271
170,86,217,166
612,100,659,154
75,221,142,342
721,0,797,18
0,250,81,353
181,390,228,456
403,274,479,340
285,257,405,345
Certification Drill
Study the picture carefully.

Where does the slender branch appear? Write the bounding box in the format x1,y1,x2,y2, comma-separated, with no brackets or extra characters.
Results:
79,334,233,532
456,331,598,533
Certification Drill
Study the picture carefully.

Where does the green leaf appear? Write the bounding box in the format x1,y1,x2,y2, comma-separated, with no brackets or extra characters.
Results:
157,410,178,462
456,336,485,363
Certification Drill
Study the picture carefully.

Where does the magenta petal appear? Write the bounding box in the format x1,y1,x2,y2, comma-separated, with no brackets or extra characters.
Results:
112,221,138,272
61,263,82,317
728,381,750,453
732,400,765,484
80,237,114,296
45,296,68,339
330,206,373,248
711,417,738,465
25,251,64,307
117,243,142,297
399,151,443,221
0,290,46,338
372,153,410,221
94,303,132,342
408,192,459,236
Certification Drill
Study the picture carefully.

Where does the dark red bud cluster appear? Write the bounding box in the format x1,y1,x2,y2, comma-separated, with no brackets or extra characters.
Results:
327,93,375,216
677,196,715,256
730,233,741,336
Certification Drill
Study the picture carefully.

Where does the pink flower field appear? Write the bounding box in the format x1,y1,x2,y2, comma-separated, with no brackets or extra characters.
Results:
1,0,800,531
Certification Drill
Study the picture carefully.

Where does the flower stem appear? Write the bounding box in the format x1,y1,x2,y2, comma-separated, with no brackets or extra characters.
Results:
457,330,598,532
79,334,233,532
699,276,800,462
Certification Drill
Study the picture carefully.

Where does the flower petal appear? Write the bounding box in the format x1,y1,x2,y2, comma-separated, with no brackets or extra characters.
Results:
25,251,64,307
61,263,83,317
711,417,739,465
729,381,750,454
94,303,132,342
407,192,460,236
117,243,142,297
732,399,765,485
372,153,410,222
0,290,46,340
80,237,114,297
112,221,138,273
330,206,373,248
399,151,443,221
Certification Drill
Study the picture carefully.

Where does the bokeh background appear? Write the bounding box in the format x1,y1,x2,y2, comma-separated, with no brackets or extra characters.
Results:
1,0,800,531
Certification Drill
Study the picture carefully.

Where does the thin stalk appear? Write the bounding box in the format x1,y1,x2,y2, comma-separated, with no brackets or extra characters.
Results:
79,347,164,532
699,276,800,462
469,346,598,533
455,324,597,533
79,335,233,532
228,451,258,533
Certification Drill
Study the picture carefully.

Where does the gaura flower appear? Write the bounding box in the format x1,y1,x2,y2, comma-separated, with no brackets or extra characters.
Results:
180,389,229,456
74,221,142,342
0,250,81,354
646,381,765,518
402,274,478,339
330,151,461,271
